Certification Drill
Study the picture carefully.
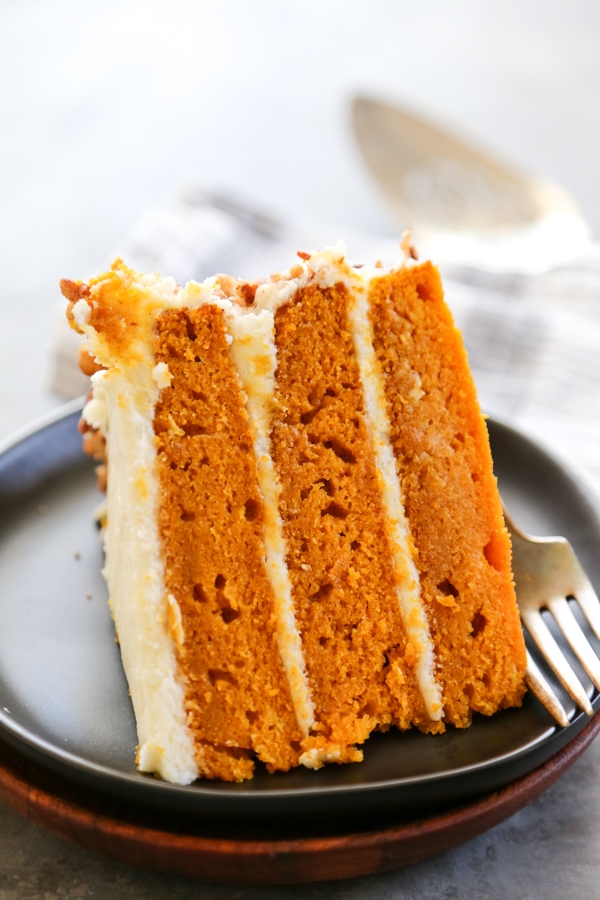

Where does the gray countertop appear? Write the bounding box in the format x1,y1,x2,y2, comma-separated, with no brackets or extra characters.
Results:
2,1,600,896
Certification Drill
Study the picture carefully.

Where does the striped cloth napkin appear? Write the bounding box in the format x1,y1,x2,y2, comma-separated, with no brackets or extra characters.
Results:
50,187,600,500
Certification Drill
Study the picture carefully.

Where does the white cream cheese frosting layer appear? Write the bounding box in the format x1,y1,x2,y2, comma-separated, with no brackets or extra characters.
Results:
226,308,315,737
346,283,443,721
75,272,202,784
91,365,199,784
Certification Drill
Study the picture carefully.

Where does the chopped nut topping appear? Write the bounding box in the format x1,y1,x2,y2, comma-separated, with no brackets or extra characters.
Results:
78,343,104,376
238,283,258,306
96,464,107,492
82,428,106,460
215,274,237,296
59,279,90,303
400,230,419,261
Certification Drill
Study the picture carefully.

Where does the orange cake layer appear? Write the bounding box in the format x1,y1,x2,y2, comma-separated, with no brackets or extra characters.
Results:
153,306,302,781
62,243,527,784
368,265,526,725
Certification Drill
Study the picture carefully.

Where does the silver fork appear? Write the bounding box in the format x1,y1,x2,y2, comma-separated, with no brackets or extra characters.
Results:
504,508,600,727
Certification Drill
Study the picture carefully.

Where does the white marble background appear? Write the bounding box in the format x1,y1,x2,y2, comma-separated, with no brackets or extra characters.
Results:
1,1,600,897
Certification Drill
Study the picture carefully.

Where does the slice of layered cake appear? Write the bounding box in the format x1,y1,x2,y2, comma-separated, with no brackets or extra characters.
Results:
61,243,527,783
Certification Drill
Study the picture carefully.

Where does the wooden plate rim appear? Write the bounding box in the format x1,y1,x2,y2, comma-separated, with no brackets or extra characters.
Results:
0,711,598,884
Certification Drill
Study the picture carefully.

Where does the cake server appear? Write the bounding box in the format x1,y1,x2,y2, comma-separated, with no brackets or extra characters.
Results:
352,95,591,273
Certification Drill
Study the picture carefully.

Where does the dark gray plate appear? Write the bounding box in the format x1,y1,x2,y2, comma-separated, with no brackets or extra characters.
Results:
0,401,598,826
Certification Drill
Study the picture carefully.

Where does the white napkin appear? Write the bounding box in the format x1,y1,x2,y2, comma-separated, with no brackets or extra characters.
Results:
50,187,600,498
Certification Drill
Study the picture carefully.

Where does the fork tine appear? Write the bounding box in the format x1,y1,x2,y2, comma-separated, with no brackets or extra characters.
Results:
572,577,600,642
548,596,600,690
524,650,570,727
521,607,594,716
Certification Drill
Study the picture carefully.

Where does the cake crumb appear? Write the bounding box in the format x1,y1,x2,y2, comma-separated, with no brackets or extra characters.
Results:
436,593,459,611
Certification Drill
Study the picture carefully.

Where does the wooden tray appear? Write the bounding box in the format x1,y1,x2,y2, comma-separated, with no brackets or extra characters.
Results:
0,711,599,885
